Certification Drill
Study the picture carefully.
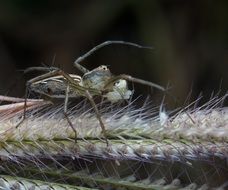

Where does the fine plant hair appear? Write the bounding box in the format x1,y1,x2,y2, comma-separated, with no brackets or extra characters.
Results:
0,94,227,190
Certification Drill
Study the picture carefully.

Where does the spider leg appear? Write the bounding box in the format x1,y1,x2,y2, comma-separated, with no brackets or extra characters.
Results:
15,84,29,128
24,66,59,74
74,40,153,74
0,95,41,103
16,69,66,129
85,90,109,146
105,74,166,92
63,84,78,142
41,70,105,142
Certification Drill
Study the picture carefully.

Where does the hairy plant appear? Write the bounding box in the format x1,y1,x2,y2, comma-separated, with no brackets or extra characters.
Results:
0,95,227,190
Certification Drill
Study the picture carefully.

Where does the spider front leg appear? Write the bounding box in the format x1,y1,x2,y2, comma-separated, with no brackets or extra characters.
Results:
15,83,29,128
106,74,166,92
16,69,64,128
63,84,78,142
61,71,109,145
85,90,109,146
74,40,153,74
24,66,60,74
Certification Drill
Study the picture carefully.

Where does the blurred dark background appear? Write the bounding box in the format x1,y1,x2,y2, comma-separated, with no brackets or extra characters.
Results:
0,0,227,108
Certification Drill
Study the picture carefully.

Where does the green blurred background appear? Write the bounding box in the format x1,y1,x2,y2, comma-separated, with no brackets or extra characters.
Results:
0,0,227,108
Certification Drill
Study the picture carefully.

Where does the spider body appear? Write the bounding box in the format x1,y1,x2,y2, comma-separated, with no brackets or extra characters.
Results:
29,66,132,103
18,41,166,146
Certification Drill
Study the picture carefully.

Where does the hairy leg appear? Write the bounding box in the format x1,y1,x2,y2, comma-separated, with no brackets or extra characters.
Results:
63,84,78,142
74,40,153,74
105,74,166,92
85,90,109,146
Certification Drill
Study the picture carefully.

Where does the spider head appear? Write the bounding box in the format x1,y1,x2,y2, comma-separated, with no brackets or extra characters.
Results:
82,65,112,90
96,65,109,71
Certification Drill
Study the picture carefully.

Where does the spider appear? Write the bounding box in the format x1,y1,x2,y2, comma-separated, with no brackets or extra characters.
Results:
17,41,166,145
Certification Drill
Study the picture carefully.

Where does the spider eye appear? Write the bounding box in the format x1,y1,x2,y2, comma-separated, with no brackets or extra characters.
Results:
101,66,108,70
114,80,120,86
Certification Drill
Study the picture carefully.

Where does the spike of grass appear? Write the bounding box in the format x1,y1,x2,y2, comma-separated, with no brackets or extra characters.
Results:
0,139,227,162
0,95,227,189
0,107,227,142
0,175,97,190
